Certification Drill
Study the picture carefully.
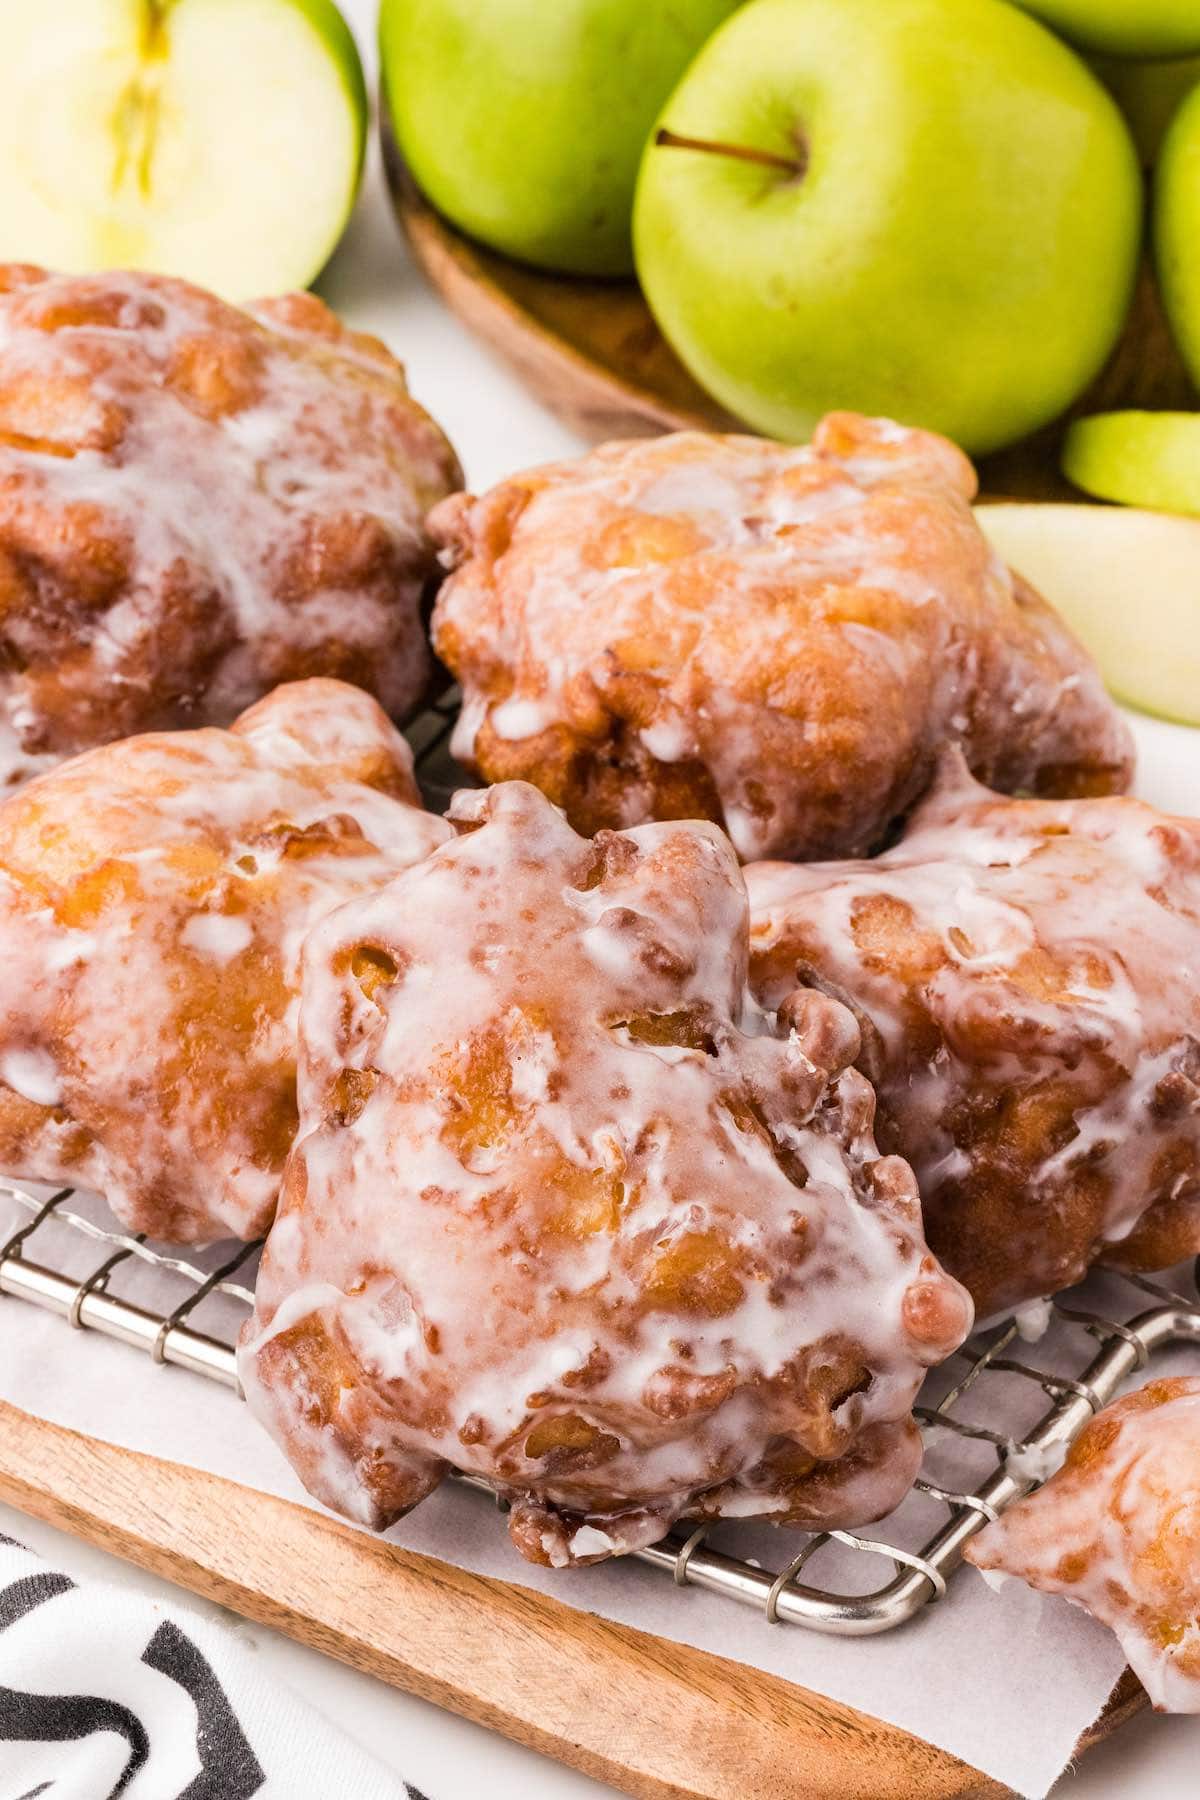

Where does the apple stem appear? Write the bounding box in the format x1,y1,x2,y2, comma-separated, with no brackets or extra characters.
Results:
654,128,807,181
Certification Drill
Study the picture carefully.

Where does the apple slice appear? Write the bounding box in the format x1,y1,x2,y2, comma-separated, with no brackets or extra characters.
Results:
1062,411,1200,515
977,502,1200,726
0,0,366,300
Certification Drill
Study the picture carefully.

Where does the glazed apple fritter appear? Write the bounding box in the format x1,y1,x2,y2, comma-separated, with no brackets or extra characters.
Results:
430,413,1133,861
0,264,461,789
966,1377,1200,1712
746,752,1200,1317
240,780,971,1566
0,679,451,1241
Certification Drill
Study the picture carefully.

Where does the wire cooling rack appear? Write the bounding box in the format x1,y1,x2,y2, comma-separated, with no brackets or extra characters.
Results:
2,689,1199,1637
4,1179,1199,1638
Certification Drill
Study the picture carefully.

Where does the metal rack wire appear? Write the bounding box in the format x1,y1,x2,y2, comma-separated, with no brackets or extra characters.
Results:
2,690,1198,1635
5,1178,1198,1637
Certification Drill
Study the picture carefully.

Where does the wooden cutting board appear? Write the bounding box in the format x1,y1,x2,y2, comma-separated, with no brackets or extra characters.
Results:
0,1399,1143,1800
380,129,1195,501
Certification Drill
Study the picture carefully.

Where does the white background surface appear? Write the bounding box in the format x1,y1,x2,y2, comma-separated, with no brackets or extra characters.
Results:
3,3,1200,1796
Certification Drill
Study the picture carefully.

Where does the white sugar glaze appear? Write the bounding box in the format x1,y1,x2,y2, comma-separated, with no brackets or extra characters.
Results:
746,752,1200,1314
430,412,1132,862
241,780,972,1566
1002,1437,1066,1486
0,679,451,1241
968,1378,1200,1711
180,912,255,963
0,1046,61,1108
0,265,461,785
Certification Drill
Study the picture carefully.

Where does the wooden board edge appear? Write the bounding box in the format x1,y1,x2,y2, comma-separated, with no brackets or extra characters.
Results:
0,1399,1018,1800
1075,1668,1147,1756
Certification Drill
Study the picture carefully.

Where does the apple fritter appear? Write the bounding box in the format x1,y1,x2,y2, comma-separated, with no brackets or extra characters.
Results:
746,752,1200,1317
429,413,1133,861
239,780,971,1564
0,679,451,1241
965,1377,1200,1712
0,264,461,789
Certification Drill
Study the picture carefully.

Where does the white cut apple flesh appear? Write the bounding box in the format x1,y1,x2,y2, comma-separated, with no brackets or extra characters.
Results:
0,0,366,300
977,503,1200,728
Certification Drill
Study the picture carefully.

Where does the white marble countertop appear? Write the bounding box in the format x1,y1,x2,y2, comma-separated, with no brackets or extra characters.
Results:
2,3,1199,1794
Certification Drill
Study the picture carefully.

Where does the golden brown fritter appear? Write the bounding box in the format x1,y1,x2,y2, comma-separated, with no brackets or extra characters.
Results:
0,679,451,1241
966,1378,1200,1712
746,752,1200,1317
0,265,461,788
429,413,1132,861
240,780,971,1565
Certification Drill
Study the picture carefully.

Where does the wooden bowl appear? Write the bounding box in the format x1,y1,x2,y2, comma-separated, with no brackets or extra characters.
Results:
381,123,1194,500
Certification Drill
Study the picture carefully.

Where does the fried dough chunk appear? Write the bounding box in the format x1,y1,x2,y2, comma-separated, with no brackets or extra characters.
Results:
430,413,1132,860
966,1378,1200,1712
0,679,451,1240
240,781,971,1563
0,265,461,788
746,752,1200,1316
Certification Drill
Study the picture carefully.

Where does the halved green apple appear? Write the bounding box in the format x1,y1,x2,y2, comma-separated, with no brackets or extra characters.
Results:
977,502,1200,726
0,0,367,299
1062,411,1200,515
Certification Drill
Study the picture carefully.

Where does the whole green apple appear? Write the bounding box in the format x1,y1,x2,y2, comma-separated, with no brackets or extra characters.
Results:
0,0,367,299
1012,2,1200,61
633,0,1142,455
1156,82,1200,385
380,0,742,277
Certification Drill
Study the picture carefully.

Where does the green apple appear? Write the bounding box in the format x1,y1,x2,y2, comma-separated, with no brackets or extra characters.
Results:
977,503,1200,726
633,0,1142,456
1094,54,1200,164
0,0,367,300
380,0,742,278
1012,3,1200,61
1062,411,1200,514
1156,80,1200,384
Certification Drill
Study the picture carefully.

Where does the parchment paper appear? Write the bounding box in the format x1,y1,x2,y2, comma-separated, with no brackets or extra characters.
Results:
0,1219,1122,1799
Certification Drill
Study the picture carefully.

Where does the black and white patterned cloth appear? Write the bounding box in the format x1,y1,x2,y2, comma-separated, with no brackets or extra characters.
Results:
0,1534,425,1800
